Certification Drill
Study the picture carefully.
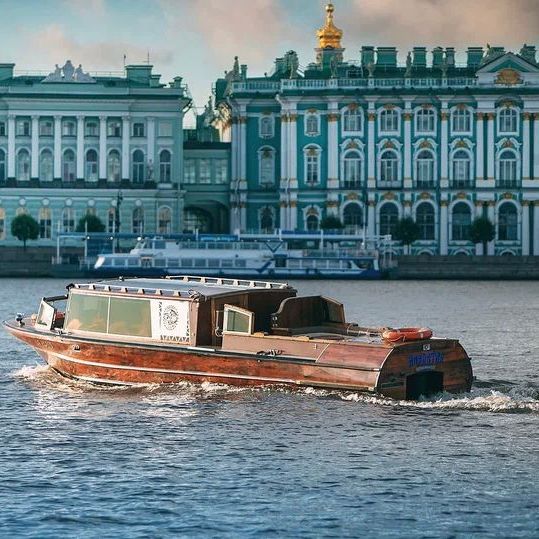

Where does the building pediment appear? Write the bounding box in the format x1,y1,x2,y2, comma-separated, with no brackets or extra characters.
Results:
476,52,539,86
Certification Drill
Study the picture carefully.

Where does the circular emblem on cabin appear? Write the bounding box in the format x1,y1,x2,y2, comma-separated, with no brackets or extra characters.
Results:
162,305,179,331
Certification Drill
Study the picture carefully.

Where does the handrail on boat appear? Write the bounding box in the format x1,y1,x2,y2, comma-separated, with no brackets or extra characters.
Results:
164,275,292,290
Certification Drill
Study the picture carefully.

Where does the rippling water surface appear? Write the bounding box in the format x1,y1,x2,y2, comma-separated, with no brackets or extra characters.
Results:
1,279,538,538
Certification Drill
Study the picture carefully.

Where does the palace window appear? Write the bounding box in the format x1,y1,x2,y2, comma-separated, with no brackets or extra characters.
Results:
451,108,472,133
40,149,53,182
304,145,321,185
199,158,210,183
107,150,121,182
498,150,518,187
306,214,319,231
158,121,173,137
17,149,30,181
39,207,52,239
62,207,75,233
259,116,274,138
415,150,435,188
415,108,435,133
0,208,5,240
62,149,76,182
62,120,76,137
379,109,399,133
0,149,6,182
133,122,145,137
379,203,399,237
305,112,320,136
498,108,518,134
85,120,99,137
498,203,518,241
215,159,228,183
379,149,399,184
0,122,5,136
39,119,54,136
342,150,362,189
85,149,98,182
184,159,195,184
451,202,471,241
451,150,472,188
132,149,145,184
259,207,274,232
107,120,122,137
342,107,362,133
158,206,172,234
159,150,172,182
16,119,31,137
416,203,435,240
343,203,363,232
107,208,116,234
132,207,144,234
258,147,275,186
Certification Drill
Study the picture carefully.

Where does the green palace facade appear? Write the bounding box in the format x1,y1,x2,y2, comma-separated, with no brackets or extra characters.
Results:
0,61,189,245
214,3,539,255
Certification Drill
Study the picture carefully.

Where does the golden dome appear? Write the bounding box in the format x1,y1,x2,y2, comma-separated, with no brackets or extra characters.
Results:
317,3,343,49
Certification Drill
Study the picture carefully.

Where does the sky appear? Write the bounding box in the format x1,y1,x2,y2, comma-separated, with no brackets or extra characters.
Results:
1,0,538,126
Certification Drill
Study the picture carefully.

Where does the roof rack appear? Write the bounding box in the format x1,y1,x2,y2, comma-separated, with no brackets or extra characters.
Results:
164,275,290,290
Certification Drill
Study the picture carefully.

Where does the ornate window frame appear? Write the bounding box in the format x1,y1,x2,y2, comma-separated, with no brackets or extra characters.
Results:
303,144,322,186
259,114,274,139
258,146,276,186
341,105,363,136
378,106,401,135
304,111,320,137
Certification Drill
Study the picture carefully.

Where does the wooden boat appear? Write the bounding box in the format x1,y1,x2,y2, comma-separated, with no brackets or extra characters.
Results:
3,276,473,400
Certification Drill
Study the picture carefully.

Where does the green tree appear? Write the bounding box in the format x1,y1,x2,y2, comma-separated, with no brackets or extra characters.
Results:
11,213,39,251
320,216,344,230
76,214,105,233
470,216,495,255
394,217,420,254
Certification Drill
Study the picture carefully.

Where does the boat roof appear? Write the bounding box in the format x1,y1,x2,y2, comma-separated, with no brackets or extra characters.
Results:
72,275,294,299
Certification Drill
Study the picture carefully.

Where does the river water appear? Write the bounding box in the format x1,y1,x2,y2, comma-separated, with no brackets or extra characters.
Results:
0,278,538,538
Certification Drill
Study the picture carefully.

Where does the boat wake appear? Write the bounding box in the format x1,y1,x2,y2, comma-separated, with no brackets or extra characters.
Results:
12,364,539,413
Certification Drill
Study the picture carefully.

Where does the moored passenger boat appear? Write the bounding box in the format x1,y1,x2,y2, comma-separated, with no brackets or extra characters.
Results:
4,276,472,400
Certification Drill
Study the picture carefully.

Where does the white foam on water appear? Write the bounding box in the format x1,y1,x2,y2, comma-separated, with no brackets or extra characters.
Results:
13,363,50,380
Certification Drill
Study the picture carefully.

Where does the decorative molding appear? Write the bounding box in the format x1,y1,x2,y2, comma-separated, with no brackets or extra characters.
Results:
383,104,395,110
383,192,395,200
327,113,340,122
368,112,376,121
522,112,531,120
403,113,413,121
288,114,298,122
495,68,522,86
345,193,359,201
420,192,431,200
440,112,449,120
487,112,495,120
475,112,485,120
503,192,513,199
457,192,467,199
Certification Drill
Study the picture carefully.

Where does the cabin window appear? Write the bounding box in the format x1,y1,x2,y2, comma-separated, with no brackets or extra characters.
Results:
65,293,109,333
224,305,253,334
108,297,152,337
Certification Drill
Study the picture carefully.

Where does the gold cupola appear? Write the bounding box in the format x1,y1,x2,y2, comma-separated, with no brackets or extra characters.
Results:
317,3,343,49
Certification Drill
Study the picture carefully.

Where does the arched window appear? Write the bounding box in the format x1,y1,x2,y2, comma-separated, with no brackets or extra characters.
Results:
452,150,471,188
452,202,471,241
107,150,121,182
343,150,362,189
379,203,399,237
415,108,435,133
451,108,471,133
62,207,75,232
17,149,30,181
107,208,116,233
305,113,319,136
380,150,399,184
258,147,275,186
0,149,6,182
260,207,274,232
159,150,171,183
304,146,321,185
498,108,518,134
39,207,52,239
40,150,53,182
132,207,144,234
0,208,5,239
498,150,518,187
85,149,98,182
416,203,435,240
415,150,435,188
343,107,362,133
62,149,76,182
306,214,319,231
498,203,518,241
259,116,274,138
343,203,363,232
158,206,172,234
183,208,211,233
379,109,399,133
132,150,145,184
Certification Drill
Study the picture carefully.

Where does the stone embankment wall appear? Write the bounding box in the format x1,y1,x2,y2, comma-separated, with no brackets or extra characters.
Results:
0,247,83,277
395,256,539,280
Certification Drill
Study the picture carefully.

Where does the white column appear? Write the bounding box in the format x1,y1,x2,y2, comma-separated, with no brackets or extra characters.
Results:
7,114,15,178
487,203,495,255
440,108,449,188
288,112,298,230
522,202,530,256
475,112,484,181
440,202,448,255
76,115,84,180
533,203,539,255
54,115,62,179
280,113,289,229
367,201,375,237
403,104,412,188
31,115,39,179
239,114,247,185
230,117,239,232
327,105,339,188
367,105,375,189
147,117,155,169
99,116,107,180
121,116,130,180
534,113,539,180
522,113,531,180
486,113,495,180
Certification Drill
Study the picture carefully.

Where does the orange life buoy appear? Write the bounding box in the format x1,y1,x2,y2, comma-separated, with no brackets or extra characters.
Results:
382,327,433,343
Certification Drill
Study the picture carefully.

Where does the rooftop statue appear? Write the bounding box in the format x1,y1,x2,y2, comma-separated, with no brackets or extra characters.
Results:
43,60,96,83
